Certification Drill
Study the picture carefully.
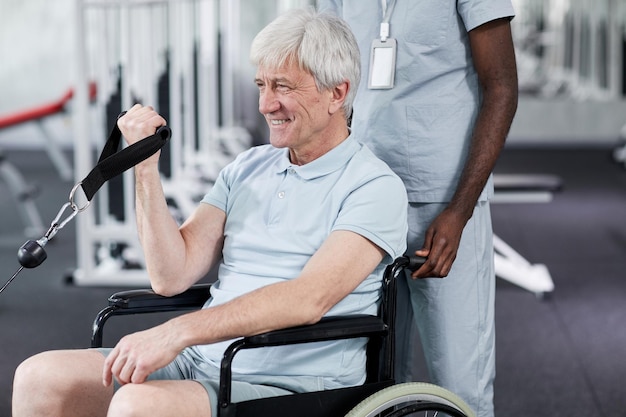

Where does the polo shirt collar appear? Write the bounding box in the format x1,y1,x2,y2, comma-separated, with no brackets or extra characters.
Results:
275,134,360,180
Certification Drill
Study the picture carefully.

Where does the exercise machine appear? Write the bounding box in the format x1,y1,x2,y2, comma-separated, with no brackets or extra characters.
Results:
71,0,251,286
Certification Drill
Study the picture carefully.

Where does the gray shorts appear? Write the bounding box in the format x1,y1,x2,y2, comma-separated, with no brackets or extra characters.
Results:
96,346,313,416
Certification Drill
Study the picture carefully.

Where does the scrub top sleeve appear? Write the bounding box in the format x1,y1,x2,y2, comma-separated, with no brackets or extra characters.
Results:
458,0,515,32
316,0,342,15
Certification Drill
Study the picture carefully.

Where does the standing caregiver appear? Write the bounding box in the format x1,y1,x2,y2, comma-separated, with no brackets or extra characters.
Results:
317,1,519,416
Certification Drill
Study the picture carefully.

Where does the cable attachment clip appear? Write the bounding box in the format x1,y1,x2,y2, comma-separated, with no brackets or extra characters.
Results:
44,182,89,242
0,190,86,294
16,182,87,271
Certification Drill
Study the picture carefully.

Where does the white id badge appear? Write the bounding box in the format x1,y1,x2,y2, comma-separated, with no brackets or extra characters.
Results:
368,38,397,89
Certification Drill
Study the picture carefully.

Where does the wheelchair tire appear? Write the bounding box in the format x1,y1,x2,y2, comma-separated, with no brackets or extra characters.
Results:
344,382,475,417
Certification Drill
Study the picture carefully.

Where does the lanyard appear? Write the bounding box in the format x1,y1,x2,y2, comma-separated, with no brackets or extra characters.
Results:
380,0,397,41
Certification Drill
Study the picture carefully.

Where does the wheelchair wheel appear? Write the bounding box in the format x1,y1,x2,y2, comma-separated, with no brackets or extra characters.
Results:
344,382,475,417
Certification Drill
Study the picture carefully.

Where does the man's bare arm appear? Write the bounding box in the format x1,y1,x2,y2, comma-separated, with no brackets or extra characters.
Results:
103,230,386,386
414,18,518,278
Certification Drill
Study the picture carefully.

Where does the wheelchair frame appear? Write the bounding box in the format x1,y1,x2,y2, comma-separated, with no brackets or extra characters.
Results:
91,256,474,417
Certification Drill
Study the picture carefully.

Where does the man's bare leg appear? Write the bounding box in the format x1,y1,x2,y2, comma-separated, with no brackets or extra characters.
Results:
13,349,113,417
107,380,212,417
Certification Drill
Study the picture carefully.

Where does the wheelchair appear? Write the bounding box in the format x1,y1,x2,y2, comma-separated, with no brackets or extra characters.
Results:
91,256,475,417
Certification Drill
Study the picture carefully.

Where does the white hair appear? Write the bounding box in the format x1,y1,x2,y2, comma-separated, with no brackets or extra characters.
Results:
250,7,361,118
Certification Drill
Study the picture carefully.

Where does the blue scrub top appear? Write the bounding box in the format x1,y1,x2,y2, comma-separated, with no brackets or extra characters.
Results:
319,0,515,202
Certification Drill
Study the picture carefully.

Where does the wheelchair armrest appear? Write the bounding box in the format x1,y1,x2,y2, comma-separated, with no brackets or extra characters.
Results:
107,284,212,310
219,315,387,408
91,284,211,348
245,314,386,346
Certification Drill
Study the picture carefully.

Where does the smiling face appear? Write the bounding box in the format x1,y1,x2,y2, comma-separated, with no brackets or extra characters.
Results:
255,60,347,165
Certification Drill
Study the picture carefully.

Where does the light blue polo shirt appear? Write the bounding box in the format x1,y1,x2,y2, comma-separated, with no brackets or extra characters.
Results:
318,0,515,203
196,135,408,388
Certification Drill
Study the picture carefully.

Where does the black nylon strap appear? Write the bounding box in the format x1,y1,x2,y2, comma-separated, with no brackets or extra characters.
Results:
80,114,171,201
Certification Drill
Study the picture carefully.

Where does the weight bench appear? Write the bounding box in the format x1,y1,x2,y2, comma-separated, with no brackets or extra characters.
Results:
0,83,96,236
492,173,564,297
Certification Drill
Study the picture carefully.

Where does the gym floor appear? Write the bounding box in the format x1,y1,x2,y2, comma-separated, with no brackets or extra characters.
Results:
0,145,625,416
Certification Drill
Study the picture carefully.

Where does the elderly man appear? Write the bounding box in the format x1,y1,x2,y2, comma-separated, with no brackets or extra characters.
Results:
12,8,407,417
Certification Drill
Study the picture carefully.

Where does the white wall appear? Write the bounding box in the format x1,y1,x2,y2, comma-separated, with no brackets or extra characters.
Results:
0,0,624,149
0,0,75,148
509,97,626,146
0,0,75,114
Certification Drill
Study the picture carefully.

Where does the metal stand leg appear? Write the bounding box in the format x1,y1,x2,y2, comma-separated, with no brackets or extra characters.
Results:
613,143,626,168
612,123,626,168
493,234,555,298
34,120,74,181
0,151,46,237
